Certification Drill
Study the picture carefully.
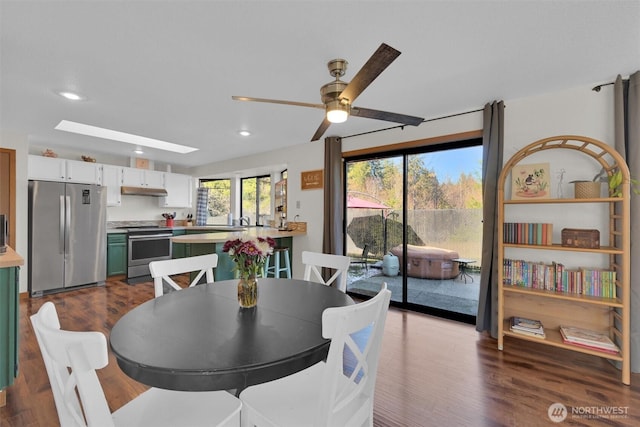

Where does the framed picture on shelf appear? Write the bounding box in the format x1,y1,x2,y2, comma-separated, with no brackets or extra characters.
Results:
511,163,550,200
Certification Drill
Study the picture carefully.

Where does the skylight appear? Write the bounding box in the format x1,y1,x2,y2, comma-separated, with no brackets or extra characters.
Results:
54,120,198,154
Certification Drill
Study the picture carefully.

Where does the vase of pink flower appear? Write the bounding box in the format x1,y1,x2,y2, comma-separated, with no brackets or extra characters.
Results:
223,236,275,308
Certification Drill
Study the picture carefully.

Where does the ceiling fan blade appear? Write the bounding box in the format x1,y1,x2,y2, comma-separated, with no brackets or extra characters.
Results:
338,43,401,104
232,96,324,110
311,118,332,141
351,106,424,126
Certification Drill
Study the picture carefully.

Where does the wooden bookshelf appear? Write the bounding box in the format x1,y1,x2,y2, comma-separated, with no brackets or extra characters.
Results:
497,135,631,385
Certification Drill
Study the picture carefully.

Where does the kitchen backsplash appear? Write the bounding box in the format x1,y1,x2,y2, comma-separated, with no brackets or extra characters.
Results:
106,194,192,224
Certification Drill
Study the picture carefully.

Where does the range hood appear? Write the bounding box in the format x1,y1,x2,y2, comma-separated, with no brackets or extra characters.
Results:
120,186,168,197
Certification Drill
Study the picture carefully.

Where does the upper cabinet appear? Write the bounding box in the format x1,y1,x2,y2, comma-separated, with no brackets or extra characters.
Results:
28,156,101,185
161,173,193,208
121,167,165,188
102,165,122,206
28,155,194,209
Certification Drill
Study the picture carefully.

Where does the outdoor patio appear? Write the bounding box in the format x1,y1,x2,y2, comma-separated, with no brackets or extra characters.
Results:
347,264,480,317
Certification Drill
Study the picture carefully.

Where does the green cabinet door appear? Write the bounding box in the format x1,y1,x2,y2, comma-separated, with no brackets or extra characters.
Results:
0,266,19,389
107,233,127,276
172,229,186,259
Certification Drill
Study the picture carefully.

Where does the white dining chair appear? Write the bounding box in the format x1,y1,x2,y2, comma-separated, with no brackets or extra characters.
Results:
149,253,218,297
30,301,242,427
302,250,351,293
239,283,391,427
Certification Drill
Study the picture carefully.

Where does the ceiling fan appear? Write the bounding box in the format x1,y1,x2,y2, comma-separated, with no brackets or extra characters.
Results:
232,43,424,141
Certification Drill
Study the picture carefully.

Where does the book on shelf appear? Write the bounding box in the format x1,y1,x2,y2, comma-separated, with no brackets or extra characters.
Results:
503,222,553,245
559,325,620,353
510,316,545,338
502,258,616,298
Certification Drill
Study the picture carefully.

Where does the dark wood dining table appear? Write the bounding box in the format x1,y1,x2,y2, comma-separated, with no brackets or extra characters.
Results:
109,278,353,394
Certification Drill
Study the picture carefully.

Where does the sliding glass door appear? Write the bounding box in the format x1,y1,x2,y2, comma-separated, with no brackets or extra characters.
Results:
345,139,483,323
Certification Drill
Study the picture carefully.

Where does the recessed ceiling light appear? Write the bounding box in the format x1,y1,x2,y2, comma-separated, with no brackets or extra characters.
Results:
133,147,144,154
58,91,84,101
55,120,199,154
238,130,251,137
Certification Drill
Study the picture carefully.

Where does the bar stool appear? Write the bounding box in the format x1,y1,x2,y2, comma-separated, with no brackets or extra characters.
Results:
264,247,292,278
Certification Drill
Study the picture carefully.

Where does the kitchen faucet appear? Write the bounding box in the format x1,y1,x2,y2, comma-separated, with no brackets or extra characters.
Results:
239,216,250,226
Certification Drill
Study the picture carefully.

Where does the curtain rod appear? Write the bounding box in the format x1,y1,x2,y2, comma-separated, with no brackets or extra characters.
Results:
592,82,614,92
342,106,485,139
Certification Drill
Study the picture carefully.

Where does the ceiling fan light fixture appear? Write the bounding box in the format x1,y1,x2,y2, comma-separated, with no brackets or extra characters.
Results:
57,91,84,101
326,100,349,123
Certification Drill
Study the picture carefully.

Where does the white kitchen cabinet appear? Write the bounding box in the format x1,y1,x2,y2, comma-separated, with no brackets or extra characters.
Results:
145,170,165,188
160,173,193,208
65,159,101,184
28,155,101,184
102,165,122,206
121,167,165,188
28,156,66,181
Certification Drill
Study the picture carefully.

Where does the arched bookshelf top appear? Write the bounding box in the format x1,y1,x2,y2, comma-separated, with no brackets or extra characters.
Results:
500,135,629,184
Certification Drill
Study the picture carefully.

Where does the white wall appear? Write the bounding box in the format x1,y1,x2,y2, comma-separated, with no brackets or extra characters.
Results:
1,131,29,291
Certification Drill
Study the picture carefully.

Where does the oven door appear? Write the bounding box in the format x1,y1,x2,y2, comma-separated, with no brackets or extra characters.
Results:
128,233,173,266
127,233,173,280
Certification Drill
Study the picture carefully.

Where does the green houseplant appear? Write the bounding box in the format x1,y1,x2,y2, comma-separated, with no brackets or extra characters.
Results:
608,169,639,198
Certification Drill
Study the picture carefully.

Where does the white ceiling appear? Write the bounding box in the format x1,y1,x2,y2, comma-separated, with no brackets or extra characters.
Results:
2,1,639,168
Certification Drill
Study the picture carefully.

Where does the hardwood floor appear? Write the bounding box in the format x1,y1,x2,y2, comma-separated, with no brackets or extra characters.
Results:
2,278,640,426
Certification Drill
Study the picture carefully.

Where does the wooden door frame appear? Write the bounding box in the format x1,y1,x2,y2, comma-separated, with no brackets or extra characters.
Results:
0,148,16,248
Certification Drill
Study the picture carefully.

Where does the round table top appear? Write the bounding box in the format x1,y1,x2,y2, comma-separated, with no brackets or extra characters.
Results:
109,278,353,392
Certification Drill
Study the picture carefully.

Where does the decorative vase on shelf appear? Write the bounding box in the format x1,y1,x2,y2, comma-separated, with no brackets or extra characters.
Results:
238,276,258,308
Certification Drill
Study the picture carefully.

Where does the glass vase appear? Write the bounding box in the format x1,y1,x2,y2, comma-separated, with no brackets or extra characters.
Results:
238,276,258,308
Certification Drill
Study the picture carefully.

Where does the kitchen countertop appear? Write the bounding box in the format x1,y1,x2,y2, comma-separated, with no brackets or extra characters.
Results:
107,225,249,234
0,246,24,268
171,227,306,243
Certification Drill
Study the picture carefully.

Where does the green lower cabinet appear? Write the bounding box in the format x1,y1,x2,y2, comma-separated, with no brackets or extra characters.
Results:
180,234,293,283
0,266,19,389
172,229,186,259
106,233,127,276
214,246,237,281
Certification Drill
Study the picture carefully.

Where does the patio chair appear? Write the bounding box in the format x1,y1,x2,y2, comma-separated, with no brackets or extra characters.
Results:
149,253,217,297
350,244,370,271
30,301,241,427
239,283,391,427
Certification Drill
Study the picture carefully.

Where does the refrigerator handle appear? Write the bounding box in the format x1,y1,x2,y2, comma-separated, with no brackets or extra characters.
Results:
65,195,71,254
59,195,65,254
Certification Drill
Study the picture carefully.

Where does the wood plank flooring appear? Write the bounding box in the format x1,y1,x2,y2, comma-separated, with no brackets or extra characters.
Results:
2,278,640,426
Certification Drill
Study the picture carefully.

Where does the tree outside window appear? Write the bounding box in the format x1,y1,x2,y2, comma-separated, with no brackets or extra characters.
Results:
241,175,271,226
201,179,230,224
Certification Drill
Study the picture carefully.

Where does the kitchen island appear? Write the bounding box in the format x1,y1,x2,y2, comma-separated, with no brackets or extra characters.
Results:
0,247,24,407
171,228,305,280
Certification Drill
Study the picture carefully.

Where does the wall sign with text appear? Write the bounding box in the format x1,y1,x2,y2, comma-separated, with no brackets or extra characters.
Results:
301,169,323,190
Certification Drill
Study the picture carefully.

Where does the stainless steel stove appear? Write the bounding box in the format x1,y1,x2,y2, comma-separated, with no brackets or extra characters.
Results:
121,226,173,284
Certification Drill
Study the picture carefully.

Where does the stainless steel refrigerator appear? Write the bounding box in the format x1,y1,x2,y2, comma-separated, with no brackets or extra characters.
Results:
28,180,107,296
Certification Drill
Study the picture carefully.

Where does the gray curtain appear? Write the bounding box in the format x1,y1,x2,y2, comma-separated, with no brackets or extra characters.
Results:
614,71,640,372
323,136,344,256
476,101,504,337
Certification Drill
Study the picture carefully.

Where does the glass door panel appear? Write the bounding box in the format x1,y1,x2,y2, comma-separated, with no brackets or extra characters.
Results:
345,141,483,323
346,156,405,304
405,150,483,319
